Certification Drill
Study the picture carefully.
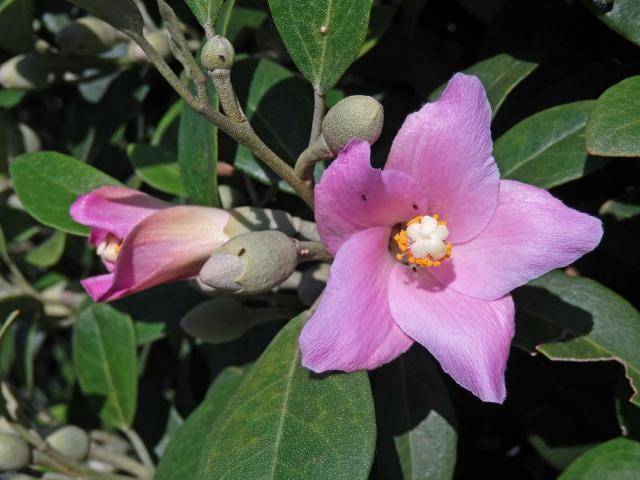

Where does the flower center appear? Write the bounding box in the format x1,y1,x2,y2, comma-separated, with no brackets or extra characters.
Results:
96,234,122,262
393,214,452,267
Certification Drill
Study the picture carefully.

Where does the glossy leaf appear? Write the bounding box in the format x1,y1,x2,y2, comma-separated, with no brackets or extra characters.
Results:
267,0,373,93
10,152,120,235
558,438,640,480
25,230,66,268
430,53,538,118
371,347,457,480
495,100,607,188
128,143,185,196
156,311,376,480
72,304,138,428
0,89,25,109
513,270,640,407
151,100,183,149
183,0,224,29
586,76,640,157
0,0,35,54
584,0,640,47
229,58,312,193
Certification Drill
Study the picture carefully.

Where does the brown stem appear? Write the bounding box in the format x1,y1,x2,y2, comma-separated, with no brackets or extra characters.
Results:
297,241,333,263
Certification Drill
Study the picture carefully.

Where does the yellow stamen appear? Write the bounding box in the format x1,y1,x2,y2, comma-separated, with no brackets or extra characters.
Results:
392,214,452,268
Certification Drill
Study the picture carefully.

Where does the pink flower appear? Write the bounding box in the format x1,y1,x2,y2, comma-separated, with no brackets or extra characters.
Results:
70,186,230,302
299,73,603,403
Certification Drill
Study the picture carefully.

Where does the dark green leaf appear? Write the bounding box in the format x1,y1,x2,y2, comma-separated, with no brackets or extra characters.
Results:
0,0,35,53
371,347,457,480
10,151,120,235
586,76,640,158
66,0,143,37
358,3,397,58
558,438,640,479
156,312,376,480
599,188,640,221
222,4,267,45
0,89,26,109
183,0,224,28
25,230,66,268
73,304,138,428
527,435,595,471
495,101,607,188
513,270,640,407
151,100,183,149
267,0,373,93
128,143,185,196
584,0,640,47
229,58,312,193
429,53,538,118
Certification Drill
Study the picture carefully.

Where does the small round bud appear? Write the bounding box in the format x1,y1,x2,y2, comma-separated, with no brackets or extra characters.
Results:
128,31,172,63
56,17,124,56
199,231,298,294
0,432,31,471
181,298,252,344
201,35,235,70
0,54,50,90
321,95,384,154
45,425,90,462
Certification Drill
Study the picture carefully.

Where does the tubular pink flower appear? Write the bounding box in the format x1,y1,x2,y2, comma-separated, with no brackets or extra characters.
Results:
70,186,230,302
300,73,603,403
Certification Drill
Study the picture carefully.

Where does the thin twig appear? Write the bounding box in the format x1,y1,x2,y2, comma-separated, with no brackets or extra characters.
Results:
309,89,325,145
296,241,333,263
91,445,153,479
121,427,155,471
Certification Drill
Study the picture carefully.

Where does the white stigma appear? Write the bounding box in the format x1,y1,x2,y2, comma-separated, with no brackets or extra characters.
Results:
97,236,121,262
406,215,449,260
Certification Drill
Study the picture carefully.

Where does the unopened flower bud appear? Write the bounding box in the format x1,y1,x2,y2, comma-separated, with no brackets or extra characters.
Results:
321,95,384,154
181,298,252,344
0,54,50,90
200,35,235,70
45,426,90,462
128,30,172,63
0,433,31,471
56,17,125,56
199,231,298,294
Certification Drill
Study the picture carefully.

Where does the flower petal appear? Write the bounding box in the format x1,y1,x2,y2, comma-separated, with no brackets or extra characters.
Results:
70,186,169,245
430,180,603,300
386,73,499,243
87,206,230,302
315,140,428,255
388,266,514,403
300,227,414,372
80,274,115,300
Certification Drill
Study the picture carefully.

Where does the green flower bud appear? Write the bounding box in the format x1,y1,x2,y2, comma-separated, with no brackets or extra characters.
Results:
45,425,90,462
128,31,172,63
0,54,50,90
199,231,298,294
56,17,125,56
200,35,235,70
181,298,252,344
0,432,31,471
321,95,384,154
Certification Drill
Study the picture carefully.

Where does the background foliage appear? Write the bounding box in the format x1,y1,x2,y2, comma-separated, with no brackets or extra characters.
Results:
1,0,640,478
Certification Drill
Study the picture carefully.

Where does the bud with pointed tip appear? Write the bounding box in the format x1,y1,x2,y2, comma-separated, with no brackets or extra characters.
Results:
0,433,31,471
45,425,90,462
128,30,172,63
321,95,384,154
199,231,298,294
0,54,50,90
201,35,235,70
56,17,125,56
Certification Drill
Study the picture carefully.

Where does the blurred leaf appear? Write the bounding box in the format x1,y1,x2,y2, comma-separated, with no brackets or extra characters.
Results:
267,0,373,93
156,311,376,480
495,100,608,188
371,347,457,480
586,76,640,157
358,3,397,58
155,365,249,478
599,188,640,221
0,296,43,378
583,0,640,47
0,0,34,53
73,304,138,428
66,0,143,37
0,89,25,108
558,438,640,479
0,205,37,242
151,100,183,149
616,374,640,437
183,0,224,29
429,53,538,118
513,271,640,407
222,4,267,45
25,230,66,268
10,151,120,235
229,58,312,193
528,435,595,471
128,144,185,196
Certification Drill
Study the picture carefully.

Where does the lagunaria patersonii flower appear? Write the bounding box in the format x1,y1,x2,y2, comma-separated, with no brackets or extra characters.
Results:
70,186,230,302
299,73,603,403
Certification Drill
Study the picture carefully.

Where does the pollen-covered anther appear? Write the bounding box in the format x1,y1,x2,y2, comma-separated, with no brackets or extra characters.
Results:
393,214,452,267
96,234,122,262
